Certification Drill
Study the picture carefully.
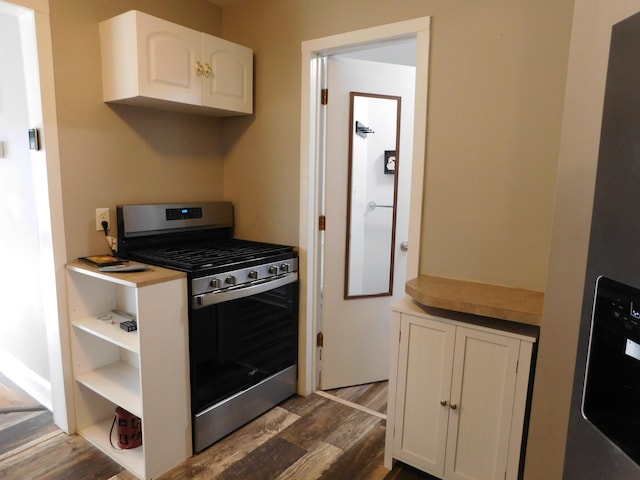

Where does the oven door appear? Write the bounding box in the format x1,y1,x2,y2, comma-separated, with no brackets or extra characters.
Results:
189,274,299,415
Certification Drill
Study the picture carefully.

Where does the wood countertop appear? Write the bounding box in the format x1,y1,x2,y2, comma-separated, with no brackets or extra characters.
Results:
67,260,185,287
405,275,544,326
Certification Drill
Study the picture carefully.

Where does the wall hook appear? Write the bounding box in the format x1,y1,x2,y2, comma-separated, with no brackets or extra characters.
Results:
355,121,374,138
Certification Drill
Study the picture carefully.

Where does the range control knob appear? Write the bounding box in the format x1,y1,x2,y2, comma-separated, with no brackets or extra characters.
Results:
248,270,258,279
280,263,291,273
268,265,278,275
210,278,221,288
225,275,238,285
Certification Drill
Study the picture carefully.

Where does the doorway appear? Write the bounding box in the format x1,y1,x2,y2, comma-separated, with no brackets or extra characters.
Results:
0,0,70,432
0,3,49,406
320,54,415,391
298,17,431,396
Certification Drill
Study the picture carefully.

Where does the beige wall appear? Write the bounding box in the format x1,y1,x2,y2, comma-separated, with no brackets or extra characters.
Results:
48,0,573,285
49,0,226,260
526,1,640,479
222,0,574,292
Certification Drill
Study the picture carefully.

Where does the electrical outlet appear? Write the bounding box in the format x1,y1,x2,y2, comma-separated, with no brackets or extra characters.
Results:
96,208,110,231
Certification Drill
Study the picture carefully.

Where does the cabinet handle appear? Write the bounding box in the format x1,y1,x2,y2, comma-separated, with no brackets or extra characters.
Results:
440,400,448,407
450,403,458,410
195,61,204,77
204,63,212,78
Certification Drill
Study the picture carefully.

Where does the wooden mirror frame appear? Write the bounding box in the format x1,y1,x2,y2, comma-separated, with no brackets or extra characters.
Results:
344,91,401,299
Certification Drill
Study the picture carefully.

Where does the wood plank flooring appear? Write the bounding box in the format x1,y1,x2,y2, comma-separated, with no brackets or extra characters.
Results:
325,380,388,416
0,372,43,412
0,410,59,458
0,381,434,480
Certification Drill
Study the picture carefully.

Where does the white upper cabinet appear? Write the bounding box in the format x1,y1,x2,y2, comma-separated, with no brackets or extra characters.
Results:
99,10,253,116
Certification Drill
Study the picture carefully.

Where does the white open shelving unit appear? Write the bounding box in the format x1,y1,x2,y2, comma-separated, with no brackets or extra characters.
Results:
66,261,191,480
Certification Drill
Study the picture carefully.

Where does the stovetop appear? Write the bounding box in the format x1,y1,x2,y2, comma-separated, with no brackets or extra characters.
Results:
127,239,296,274
117,202,297,277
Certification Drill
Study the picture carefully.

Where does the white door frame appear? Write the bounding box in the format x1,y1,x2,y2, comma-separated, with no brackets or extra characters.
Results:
1,0,71,431
298,17,431,395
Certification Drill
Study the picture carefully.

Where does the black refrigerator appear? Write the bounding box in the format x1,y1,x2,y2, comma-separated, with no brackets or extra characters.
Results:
565,10,640,479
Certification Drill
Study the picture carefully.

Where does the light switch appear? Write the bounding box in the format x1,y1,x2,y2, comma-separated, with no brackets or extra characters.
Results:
28,129,40,150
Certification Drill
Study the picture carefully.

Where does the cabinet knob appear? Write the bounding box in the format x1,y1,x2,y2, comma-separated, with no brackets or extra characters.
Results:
195,61,204,76
204,63,212,78
440,400,448,407
450,403,458,410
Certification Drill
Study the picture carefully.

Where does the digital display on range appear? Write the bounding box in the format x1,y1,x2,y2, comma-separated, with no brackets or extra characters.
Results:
166,207,203,220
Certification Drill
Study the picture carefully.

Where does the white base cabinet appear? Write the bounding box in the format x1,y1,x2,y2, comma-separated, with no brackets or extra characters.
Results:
66,262,191,480
99,10,253,116
385,298,537,480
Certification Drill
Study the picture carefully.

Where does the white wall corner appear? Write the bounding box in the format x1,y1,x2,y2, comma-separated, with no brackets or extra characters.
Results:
0,347,52,410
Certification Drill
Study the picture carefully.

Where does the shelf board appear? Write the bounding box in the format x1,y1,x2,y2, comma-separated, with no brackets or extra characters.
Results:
73,312,139,353
67,260,186,287
80,417,144,479
75,361,142,417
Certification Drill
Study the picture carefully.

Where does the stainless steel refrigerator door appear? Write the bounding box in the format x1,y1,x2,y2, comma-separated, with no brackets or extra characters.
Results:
565,10,640,479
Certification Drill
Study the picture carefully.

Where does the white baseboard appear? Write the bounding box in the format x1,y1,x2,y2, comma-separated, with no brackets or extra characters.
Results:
0,348,52,410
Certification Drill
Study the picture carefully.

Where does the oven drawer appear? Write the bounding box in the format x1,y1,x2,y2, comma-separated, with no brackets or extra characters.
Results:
193,365,296,453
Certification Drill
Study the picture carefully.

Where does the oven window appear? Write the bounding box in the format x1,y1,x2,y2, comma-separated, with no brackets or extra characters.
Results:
190,281,298,412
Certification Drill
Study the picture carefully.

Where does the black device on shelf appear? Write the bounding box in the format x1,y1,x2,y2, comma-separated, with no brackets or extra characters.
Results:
119,320,137,332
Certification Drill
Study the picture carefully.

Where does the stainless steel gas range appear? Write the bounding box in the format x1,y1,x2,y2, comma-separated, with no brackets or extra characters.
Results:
117,202,299,453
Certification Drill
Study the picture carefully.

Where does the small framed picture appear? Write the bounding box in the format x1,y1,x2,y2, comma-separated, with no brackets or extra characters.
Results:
384,150,396,174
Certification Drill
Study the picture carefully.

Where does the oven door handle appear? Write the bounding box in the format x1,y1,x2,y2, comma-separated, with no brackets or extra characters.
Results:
192,273,298,308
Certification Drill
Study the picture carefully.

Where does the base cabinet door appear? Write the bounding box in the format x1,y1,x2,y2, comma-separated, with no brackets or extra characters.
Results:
386,300,537,480
393,316,456,475
445,327,520,480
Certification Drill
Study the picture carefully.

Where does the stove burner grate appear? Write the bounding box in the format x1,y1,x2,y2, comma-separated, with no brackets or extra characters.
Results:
130,239,294,272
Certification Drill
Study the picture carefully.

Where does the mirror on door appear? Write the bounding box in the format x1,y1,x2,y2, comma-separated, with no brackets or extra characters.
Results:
344,92,401,299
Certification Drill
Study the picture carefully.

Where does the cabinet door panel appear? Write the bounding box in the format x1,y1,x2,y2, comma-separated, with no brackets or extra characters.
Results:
138,13,202,104
446,327,520,480
202,34,253,114
394,314,455,475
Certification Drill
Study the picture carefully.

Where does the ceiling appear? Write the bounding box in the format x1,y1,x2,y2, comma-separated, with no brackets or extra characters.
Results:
338,39,417,67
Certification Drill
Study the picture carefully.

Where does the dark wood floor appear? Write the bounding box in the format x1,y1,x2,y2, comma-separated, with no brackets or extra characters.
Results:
325,380,388,416
0,380,434,480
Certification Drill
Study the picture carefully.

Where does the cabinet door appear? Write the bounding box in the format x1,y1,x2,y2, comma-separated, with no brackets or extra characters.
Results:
136,12,202,105
393,313,456,475
202,34,253,114
445,327,520,480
